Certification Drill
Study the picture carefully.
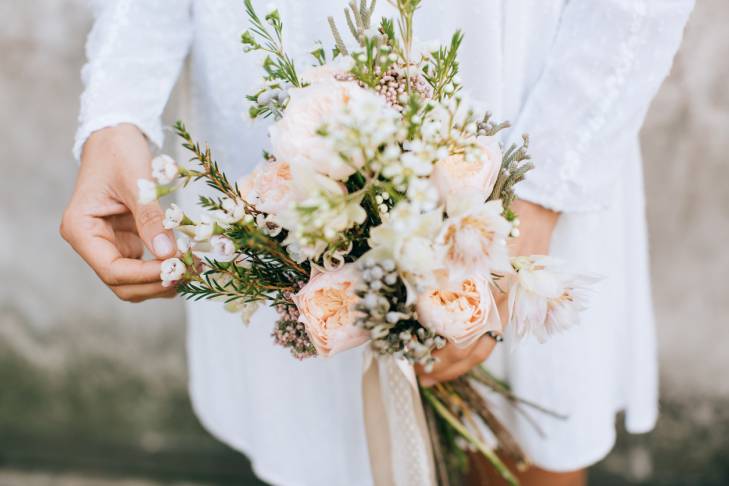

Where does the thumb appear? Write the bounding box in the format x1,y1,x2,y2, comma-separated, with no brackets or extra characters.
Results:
131,201,176,260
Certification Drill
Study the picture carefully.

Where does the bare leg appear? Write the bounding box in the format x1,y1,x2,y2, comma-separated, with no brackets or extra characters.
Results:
466,453,587,486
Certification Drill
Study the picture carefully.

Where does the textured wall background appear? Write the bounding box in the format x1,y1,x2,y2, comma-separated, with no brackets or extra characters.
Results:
0,1,727,485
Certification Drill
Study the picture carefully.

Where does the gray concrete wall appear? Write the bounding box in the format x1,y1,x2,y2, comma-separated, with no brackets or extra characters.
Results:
1,1,727,484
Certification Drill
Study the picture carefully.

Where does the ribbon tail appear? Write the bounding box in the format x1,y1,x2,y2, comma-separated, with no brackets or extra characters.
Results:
363,351,437,486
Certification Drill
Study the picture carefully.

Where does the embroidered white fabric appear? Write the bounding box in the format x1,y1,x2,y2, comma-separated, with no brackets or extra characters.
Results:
74,1,694,484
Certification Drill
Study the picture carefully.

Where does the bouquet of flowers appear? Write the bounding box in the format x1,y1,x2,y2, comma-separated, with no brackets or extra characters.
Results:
139,1,592,484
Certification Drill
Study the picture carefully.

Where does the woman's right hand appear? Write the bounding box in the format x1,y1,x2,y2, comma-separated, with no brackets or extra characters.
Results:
60,124,178,302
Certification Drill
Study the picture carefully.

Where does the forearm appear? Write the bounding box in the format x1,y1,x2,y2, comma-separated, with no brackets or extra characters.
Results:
510,199,560,256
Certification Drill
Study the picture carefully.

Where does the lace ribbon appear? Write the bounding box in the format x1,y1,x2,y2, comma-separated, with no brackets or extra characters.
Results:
362,351,437,486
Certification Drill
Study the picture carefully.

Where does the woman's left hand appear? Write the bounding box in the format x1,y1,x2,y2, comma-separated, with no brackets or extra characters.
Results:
415,199,560,386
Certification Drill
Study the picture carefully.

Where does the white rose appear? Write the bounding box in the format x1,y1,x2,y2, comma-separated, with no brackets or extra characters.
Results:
151,154,179,185
269,80,372,180
160,258,186,287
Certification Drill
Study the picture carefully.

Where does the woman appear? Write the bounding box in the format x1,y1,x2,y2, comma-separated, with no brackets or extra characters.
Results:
60,1,694,485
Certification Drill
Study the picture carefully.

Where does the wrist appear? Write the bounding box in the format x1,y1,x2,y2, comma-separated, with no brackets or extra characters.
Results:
510,199,559,256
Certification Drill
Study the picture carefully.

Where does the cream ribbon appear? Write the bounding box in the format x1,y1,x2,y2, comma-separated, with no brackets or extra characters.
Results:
363,351,437,486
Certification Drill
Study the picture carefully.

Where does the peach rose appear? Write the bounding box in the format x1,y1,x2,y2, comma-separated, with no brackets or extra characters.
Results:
268,80,371,181
416,271,501,348
293,264,369,357
236,160,294,215
431,135,501,206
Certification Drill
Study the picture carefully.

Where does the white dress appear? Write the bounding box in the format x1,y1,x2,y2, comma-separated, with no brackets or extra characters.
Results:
75,1,694,484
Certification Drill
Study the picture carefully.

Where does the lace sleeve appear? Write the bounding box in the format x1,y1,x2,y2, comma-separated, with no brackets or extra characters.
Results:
507,0,694,212
73,0,193,160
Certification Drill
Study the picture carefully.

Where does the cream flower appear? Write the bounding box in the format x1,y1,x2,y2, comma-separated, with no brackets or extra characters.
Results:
160,258,186,288
216,196,247,224
210,235,236,262
194,215,215,242
269,80,374,180
236,160,294,215
508,256,595,342
431,136,501,207
163,203,184,229
151,154,179,185
292,264,368,357
367,202,443,284
416,271,501,348
435,197,512,281
224,299,261,326
300,56,355,84
137,179,158,204
278,163,366,261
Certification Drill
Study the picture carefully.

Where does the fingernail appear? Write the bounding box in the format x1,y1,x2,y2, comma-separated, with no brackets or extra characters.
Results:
153,234,174,257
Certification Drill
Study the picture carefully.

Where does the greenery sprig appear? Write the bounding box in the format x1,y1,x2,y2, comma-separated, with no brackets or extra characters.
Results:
241,0,302,88
422,31,464,100
174,121,240,201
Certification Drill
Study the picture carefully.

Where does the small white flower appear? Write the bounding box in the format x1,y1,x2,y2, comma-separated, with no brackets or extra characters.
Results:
137,179,158,204
367,202,443,297
213,197,247,224
210,235,236,262
194,216,215,242
406,178,440,212
160,258,186,287
151,155,179,185
163,203,184,229
224,299,261,326
176,234,191,253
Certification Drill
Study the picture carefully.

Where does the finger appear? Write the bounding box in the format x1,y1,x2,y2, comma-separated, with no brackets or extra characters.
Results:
110,213,138,233
415,346,464,378
68,213,163,285
420,338,497,386
130,201,176,260
111,282,178,303
115,230,145,259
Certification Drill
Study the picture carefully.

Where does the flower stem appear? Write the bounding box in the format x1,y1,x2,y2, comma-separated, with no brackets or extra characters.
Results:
422,387,519,486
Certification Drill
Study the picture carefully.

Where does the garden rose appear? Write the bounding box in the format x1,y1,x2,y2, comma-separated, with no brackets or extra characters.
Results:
268,80,372,180
416,271,501,348
292,264,368,357
431,135,501,207
236,160,294,215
